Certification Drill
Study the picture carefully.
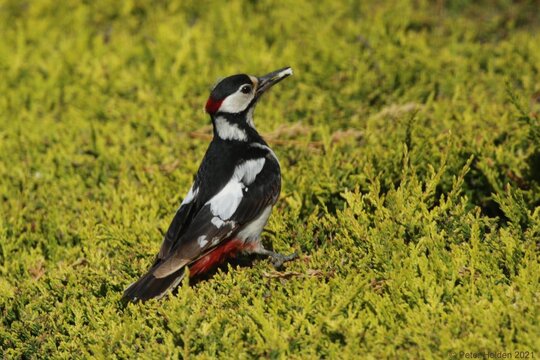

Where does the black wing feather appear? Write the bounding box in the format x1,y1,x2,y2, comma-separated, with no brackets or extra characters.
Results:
123,143,280,301
157,200,197,260
153,155,280,279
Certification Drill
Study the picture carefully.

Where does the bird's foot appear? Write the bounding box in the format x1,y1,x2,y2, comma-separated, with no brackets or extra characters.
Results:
252,248,298,269
270,251,298,268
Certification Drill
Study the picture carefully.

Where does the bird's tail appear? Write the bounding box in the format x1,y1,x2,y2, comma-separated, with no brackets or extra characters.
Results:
122,266,185,303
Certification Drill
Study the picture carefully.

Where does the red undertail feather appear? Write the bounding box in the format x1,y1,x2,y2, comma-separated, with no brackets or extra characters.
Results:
123,239,250,302
190,239,245,276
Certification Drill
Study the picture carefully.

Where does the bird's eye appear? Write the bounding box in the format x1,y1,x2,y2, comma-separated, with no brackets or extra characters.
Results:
241,85,252,94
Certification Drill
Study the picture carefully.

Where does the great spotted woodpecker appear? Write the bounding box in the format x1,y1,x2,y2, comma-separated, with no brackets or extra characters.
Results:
123,67,296,302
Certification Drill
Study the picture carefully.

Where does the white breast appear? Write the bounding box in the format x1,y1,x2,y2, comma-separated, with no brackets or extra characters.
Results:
237,205,273,242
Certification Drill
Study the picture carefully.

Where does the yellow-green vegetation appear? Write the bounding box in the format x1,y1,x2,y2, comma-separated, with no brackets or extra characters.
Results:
1,0,539,358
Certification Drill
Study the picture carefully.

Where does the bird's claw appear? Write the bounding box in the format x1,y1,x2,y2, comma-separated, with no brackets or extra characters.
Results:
271,251,299,269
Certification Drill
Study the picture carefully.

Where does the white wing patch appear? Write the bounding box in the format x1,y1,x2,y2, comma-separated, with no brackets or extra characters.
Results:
237,158,265,185
208,181,244,220
197,235,208,247
206,158,266,220
215,116,248,141
211,216,225,228
211,216,236,229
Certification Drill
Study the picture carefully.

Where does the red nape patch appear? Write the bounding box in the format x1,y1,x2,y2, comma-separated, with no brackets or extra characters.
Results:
189,239,245,276
205,97,223,114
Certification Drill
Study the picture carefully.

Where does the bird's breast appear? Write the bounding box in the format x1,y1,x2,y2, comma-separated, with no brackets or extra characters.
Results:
237,205,273,242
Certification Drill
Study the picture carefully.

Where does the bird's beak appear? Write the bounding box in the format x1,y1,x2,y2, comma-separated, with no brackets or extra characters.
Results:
255,67,293,98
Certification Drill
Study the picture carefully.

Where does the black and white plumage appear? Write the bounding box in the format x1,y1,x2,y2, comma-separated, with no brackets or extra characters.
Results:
123,67,296,302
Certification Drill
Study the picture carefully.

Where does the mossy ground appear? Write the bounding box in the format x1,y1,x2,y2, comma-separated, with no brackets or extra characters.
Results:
1,0,539,358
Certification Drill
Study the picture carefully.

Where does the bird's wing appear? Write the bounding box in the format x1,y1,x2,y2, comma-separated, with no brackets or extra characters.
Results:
155,184,200,261
152,156,280,278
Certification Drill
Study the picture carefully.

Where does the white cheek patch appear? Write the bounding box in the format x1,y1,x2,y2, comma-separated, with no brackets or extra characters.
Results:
206,158,266,220
219,91,253,113
214,116,248,141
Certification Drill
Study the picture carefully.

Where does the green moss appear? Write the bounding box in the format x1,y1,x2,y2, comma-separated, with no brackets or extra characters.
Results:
1,0,539,358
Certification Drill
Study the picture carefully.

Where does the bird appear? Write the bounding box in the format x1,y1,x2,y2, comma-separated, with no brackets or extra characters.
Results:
123,67,297,302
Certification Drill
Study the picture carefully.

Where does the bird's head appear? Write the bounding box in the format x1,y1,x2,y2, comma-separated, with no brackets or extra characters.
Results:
205,67,293,141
